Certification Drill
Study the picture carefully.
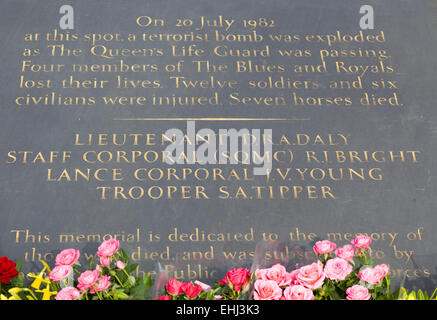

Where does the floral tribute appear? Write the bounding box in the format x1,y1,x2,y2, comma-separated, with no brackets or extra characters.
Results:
251,236,390,300
159,267,253,300
0,239,153,300
159,235,394,300
0,235,436,300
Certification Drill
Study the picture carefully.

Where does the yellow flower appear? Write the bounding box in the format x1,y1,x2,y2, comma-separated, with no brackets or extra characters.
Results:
27,272,50,290
39,260,52,273
27,260,53,290
7,288,23,300
3,288,37,300
35,284,57,300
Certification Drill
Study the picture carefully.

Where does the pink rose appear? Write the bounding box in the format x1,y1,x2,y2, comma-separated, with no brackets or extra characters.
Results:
55,287,81,300
254,268,267,280
374,264,390,277
166,278,183,296
90,275,111,293
253,280,283,300
255,263,292,287
359,264,389,285
324,257,353,281
77,268,100,291
296,262,325,289
289,269,300,285
100,256,111,267
181,282,203,298
358,264,388,285
346,285,371,300
48,265,72,282
283,285,314,300
313,240,337,255
335,244,356,261
116,260,125,269
372,264,390,282
97,238,120,258
358,268,375,284
55,249,80,266
351,235,372,249
159,295,171,300
219,268,251,292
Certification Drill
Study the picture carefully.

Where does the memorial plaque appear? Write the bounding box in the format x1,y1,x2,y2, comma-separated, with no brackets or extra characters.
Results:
1,0,436,293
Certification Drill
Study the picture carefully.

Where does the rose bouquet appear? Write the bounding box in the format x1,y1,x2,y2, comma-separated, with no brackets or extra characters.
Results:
159,267,253,300
251,235,392,300
159,234,404,300
0,239,153,300
0,256,24,300
159,279,211,300
1,235,436,300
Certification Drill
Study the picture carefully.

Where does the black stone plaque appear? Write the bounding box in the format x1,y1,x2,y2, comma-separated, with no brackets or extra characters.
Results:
1,0,436,292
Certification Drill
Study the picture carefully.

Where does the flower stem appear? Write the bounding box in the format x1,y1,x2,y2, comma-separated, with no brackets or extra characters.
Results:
93,286,103,300
385,276,390,298
114,274,124,288
26,289,39,300
122,268,131,280
51,282,58,293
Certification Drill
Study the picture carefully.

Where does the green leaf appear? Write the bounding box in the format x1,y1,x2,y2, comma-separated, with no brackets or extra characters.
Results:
430,288,437,300
127,276,136,286
9,273,24,288
118,248,130,265
143,274,152,288
206,290,215,300
408,291,417,300
128,282,152,300
329,289,342,300
114,290,130,300
15,259,22,272
396,288,408,300
89,256,96,270
116,270,128,283
124,263,138,275
423,291,429,300
390,288,401,300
